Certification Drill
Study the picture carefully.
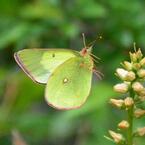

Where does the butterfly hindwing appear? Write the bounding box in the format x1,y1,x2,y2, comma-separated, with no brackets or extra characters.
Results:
45,56,93,110
14,49,78,84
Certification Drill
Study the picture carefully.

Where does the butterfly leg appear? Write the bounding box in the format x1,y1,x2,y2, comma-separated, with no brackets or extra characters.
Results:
80,63,103,80
92,67,103,80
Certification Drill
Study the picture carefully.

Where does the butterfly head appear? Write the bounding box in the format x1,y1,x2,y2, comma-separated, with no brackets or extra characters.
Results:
80,33,94,56
80,46,92,56
81,33,102,57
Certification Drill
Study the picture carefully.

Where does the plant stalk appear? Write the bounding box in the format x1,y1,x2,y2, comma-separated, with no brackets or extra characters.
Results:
127,89,135,145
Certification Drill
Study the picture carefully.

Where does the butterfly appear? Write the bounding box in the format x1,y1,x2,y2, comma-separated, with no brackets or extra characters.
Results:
14,35,101,110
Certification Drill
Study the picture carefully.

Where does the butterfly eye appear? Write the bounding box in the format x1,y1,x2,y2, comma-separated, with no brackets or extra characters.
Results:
63,78,69,84
52,53,55,57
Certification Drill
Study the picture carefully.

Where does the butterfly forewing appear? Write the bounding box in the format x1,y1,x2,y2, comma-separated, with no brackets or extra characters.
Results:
14,49,78,84
45,56,93,110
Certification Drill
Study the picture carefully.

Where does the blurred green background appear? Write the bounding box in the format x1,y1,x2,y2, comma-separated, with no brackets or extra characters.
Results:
0,0,145,145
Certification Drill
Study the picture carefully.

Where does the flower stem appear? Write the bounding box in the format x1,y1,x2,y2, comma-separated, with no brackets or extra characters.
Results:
127,89,135,145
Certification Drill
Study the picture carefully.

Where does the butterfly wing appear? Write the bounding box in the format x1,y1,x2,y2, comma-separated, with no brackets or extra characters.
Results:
14,49,78,84
45,56,93,110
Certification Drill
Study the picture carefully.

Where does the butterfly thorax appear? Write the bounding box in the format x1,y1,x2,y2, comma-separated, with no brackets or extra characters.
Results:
79,48,94,72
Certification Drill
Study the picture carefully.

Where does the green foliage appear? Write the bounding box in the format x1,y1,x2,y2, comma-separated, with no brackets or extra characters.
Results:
0,0,145,145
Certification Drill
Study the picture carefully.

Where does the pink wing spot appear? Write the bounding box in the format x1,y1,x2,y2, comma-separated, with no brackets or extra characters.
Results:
79,63,85,67
80,63,92,72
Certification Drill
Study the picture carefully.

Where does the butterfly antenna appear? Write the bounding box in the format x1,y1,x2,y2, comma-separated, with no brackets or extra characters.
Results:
87,35,103,47
82,33,87,48
88,40,96,48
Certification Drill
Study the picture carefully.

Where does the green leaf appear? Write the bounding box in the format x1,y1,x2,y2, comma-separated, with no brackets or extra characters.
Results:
75,0,106,18
0,23,28,49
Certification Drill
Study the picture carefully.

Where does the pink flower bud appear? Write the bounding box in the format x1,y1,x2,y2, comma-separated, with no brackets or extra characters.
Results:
114,83,129,93
116,68,128,80
126,71,136,81
134,108,145,118
137,69,145,78
122,61,132,70
118,120,129,129
132,82,144,93
140,57,145,66
137,127,145,136
139,96,145,101
110,99,124,108
136,48,143,60
109,130,124,144
116,68,135,81
129,52,137,62
124,97,134,107
133,63,141,70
